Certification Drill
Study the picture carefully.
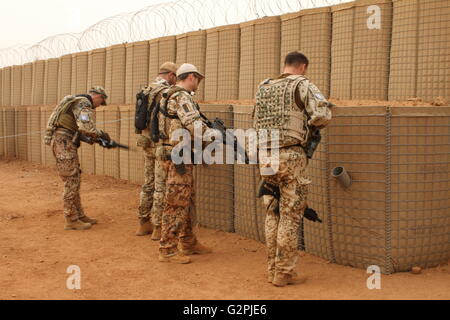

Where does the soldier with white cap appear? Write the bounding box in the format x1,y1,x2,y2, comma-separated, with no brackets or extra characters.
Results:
157,63,212,264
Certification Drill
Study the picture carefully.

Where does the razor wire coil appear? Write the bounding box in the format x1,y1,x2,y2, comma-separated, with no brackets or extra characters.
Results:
0,0,351,68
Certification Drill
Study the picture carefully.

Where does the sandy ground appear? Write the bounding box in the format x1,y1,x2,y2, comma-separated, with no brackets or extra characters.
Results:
0,159,449,300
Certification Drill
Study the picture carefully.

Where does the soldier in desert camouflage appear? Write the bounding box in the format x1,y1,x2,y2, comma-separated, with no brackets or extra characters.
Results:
158,63,213,264
135,62,178,240
44,87,110,231
253,52,333,287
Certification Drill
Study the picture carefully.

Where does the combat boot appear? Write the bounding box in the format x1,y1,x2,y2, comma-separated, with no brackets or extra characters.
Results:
136,217,153,236
272,273,307,287
151,226,162,241
64,218,92,231
159,253,191,264
79,216,98,225
181,242,212,256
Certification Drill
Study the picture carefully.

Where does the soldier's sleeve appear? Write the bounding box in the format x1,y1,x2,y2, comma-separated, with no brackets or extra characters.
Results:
297,81,332,128
72,100,103,138
170,93,207,136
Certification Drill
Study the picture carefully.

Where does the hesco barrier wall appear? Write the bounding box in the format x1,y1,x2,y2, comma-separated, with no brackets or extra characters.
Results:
281,7,332,98
176,31,207,101
389,0,450,101
21,63,33,106
239,17,281,100
11,66,23,107
233,106,266,243
31,61,45,105
1,105,449,273
57,54,72,101
44,59,59,105
0,69,3,106
149,36,177,79
2,67,12,107
125,41,149,105
105,45,126,105
205,25,241,101
194,105,235,232
71,52,88,95
331,0,393,100
14,106,27,160
27,106,41,163
88,48,106,90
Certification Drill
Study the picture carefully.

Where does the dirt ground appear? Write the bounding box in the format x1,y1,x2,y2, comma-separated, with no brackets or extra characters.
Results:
0,159,449,300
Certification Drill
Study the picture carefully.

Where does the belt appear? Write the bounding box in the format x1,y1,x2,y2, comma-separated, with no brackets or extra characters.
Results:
55,128,76,139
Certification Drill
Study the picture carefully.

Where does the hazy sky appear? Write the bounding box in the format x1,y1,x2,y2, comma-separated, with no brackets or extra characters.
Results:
0,0,172,48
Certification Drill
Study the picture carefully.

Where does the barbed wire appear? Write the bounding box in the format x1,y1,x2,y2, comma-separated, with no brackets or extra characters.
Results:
0,0,351,68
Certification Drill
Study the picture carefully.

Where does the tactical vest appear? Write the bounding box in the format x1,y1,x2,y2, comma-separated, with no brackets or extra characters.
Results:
44,96,86,145
158,86,192,144
254,75,309,149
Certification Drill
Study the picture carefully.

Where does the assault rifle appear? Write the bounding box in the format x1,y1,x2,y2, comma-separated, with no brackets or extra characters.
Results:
199,112,250,164
257,179,322,223
73,132,129,150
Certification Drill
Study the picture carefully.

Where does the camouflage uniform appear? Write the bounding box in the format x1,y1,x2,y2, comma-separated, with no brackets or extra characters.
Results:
137,77,171,222
254,74,332,278
51,96,104,221
159,86,208,257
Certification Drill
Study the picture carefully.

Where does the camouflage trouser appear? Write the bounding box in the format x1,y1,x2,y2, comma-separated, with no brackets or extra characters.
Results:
137,147,156,220
159,163,197,257
259,146,309,277
52,134,85,221
152,146,171,227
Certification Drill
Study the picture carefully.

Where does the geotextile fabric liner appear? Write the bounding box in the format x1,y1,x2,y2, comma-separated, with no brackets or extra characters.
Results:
389,0,450,101
31,61,45,105
205,25,241,101
233,105,265,242
87,48,106,90
128,112,145,185
148,36,177,79
14,106,27,160
11,66,23,106
281,7,332,98
125,41,149,105
105,45,126,105
21,63,33,106
44,59,59,105
93,107,105,176
118,106,130,180
176,31,207,101
58,54,72,101
2,67,12,106
40,106,55,167
71,52,88,95
389,107,450,272
239,17,281,100
331,0,393,100
3,107,16,158
0,107,4,157
194,104,234,232
103,106,120,179
26,106,40,163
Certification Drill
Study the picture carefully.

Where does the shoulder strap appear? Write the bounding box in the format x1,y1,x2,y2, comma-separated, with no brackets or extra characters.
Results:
159,87,191,120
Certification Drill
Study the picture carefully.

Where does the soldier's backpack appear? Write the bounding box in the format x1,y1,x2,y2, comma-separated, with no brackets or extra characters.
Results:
135,88,151,133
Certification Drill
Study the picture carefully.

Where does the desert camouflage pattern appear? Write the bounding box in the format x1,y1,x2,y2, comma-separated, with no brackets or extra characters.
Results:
166,87,207,141
259,146,310,278
254,74,332,148
159,87,204,257
137,147,156,219
72,97,103,139
52,134,86,221
137,77,172,220
152,146,171,227
159,163,197,257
